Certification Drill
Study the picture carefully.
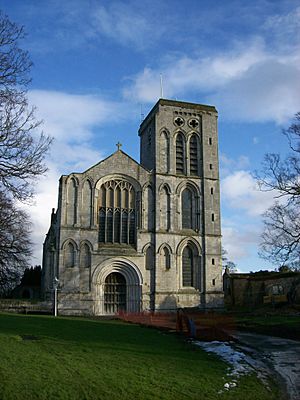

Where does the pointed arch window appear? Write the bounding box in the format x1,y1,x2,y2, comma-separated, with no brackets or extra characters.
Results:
145,186,154,231
67,178,77,225
80,243,91,268
160,131,170,173
182,188,193,229
82,180,92,227
98,180,136,245
65,242,75,268
182,246,193,286
160,186,170,230
145,246,154,270
163,247,171,270
176,133,185,174
189,134,198,176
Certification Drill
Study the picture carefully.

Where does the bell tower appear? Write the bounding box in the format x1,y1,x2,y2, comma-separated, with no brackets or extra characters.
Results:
139,99,223,308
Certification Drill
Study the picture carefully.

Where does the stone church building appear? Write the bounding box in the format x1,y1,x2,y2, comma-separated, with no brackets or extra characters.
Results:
42,99,223,315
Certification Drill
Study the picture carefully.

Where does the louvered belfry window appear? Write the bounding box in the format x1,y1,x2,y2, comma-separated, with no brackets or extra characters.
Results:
182,188,193,229
176,133,184,174
182,246,193,286
99,180,135,244
189,135,198,175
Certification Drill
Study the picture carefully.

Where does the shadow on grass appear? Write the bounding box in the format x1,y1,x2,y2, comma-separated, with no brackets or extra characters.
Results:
0,313,214,361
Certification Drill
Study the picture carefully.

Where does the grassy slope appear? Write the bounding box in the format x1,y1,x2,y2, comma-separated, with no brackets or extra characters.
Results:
236,314,300,340
0,313,280,400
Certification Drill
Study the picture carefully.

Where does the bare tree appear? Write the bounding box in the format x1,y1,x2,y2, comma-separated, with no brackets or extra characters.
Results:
256,113,300,265
0,11,52,201
221,246,237,272
0,191,31,294
0,12,52,294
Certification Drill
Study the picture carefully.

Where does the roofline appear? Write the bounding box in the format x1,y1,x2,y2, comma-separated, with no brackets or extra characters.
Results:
60,149,151,177
139,98,218,134
226,271,300,280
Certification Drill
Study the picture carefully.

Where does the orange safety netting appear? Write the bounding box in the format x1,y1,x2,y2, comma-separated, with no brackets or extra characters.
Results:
118,310,236,341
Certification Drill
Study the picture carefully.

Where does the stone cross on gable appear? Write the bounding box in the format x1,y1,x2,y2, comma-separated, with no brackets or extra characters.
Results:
116,142,122,151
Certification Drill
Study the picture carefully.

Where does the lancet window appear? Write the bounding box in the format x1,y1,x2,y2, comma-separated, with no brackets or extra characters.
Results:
176,133,185,174
66,178,77,225
189,134,199,175
163,247,171,270
80,243,91,268
182,188,193,229
64,242,75,268
182,246,193,287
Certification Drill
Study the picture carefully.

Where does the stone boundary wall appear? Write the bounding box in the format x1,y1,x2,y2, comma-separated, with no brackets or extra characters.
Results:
0,299,52,314
224,271,300,308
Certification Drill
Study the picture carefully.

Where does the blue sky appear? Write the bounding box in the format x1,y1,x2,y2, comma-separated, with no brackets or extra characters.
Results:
1,0,299,271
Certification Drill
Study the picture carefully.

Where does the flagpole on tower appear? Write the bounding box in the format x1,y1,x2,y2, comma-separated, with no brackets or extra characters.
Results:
160,73,163,99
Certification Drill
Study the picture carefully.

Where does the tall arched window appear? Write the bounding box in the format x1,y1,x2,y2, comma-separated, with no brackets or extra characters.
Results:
160,131,169,173
144,185,154,231
176,133,185,174
82,180,92,227
145,245,154,270
162,247,171,270
80,243,91,268
65,242,75,268
182,246,193,286
160,186,170,230
189,134,199,175
182,188,193,229
67,178,77,225
98,180,136,245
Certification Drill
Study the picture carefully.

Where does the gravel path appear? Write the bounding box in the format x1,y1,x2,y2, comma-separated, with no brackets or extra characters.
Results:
233,332,300,400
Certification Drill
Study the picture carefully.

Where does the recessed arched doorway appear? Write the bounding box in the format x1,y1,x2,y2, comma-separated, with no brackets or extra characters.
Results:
104,272,126,314
93,259,143,315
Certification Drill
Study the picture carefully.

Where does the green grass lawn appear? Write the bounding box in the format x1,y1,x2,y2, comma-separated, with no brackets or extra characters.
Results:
0,313,281,400
236,314,300,340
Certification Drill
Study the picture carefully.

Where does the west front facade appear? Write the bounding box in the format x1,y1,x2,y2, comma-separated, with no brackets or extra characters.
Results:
42,99,223,315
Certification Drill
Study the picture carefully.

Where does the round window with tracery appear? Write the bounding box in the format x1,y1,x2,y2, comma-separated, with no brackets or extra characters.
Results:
188,118,199,129
174,116,184,127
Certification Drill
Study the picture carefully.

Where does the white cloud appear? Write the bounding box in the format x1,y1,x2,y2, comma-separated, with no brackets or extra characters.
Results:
20,164,60,264
222,170,276,216
221,220,265,267
211,58,300,124
123,41,267,102
29,90,119,141
222,225,253,260
263,6,300,46
123,37,300,123
22,90,115,264
220,154,250,178
92,3,167,50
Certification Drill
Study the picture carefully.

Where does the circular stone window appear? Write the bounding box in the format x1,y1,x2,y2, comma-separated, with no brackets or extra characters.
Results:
174,116,184,127
188,118,199,129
